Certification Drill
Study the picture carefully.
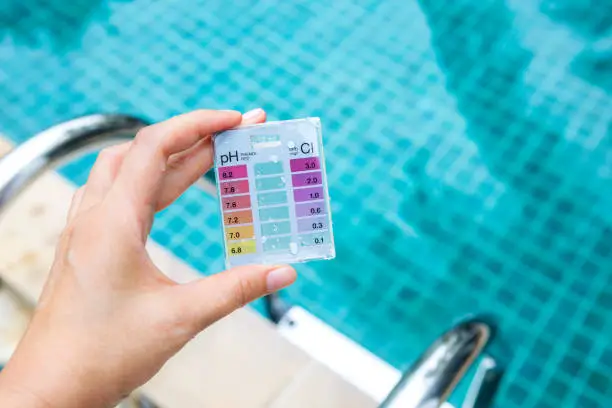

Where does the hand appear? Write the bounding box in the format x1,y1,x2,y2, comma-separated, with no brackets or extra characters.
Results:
0,109,297,408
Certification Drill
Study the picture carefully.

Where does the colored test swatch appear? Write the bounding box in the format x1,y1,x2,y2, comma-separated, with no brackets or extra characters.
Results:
213,118,335,267
216,162,256,260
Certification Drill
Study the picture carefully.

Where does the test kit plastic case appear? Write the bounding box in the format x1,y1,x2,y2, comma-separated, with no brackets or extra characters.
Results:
213,118,335,268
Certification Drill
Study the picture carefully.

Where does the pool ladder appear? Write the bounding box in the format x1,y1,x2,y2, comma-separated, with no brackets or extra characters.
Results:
0,114,504,408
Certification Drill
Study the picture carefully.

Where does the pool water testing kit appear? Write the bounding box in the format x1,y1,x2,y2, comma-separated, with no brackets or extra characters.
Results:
213,118,335,267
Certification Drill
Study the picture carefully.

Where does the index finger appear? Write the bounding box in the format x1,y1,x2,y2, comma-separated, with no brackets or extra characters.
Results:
110,109,242,218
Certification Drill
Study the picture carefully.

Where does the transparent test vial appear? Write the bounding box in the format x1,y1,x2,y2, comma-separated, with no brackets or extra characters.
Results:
213,118,336,268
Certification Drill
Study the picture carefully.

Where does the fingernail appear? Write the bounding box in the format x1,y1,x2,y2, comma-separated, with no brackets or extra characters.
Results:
242,108,264,121
266,266,296,292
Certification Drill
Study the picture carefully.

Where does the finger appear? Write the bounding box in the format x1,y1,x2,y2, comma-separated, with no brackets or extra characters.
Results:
59,186,85,259
170,264,296,332
66,187,85,222
79,143,131,212
155,138,213,210
240,108,266,126
155,108,267,210
111,110,242,215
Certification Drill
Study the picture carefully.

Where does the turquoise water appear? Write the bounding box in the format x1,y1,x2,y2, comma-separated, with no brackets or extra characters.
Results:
2,1,612,406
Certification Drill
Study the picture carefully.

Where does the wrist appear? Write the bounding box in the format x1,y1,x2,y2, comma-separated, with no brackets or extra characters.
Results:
0,380,53,408
0,323,119,408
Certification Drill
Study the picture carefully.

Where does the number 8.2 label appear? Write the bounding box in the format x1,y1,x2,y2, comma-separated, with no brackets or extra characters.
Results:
218,164,248,180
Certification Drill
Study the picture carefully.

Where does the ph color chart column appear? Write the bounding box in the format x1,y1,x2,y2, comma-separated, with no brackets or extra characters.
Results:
255,161,292,253
291,157,330,247
218,164,256,257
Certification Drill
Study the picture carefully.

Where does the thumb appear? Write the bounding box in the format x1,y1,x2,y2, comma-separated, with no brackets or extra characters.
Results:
171,264,296,332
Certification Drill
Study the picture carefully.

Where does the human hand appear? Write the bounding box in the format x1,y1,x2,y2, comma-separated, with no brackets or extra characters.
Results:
0,109,297,408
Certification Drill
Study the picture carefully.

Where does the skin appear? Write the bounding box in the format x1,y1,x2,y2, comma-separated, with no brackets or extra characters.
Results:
0,109,297,408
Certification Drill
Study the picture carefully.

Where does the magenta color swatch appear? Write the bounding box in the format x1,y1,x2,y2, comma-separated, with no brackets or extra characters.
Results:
291,171,322,187
220,179,250,196
293,186,324,202
218,164,247,180
290,157,320,172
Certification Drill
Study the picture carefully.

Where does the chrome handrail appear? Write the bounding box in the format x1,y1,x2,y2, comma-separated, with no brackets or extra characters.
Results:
0,114,148,210
380,318,502,408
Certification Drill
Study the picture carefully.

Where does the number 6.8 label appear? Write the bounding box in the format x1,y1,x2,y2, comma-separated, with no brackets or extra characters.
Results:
227,241,256,255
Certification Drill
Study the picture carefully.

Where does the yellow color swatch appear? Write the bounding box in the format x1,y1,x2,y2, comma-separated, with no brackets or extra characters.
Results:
227,240,257,256
226,225,255,241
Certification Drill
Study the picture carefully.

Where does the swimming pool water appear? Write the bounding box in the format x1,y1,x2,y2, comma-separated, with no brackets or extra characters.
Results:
1,1,612,406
